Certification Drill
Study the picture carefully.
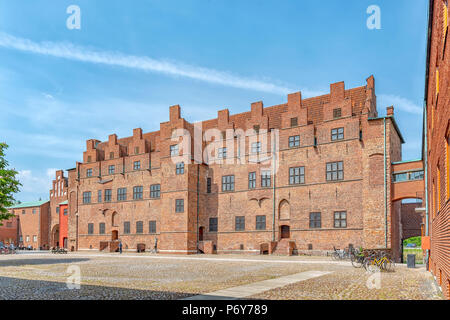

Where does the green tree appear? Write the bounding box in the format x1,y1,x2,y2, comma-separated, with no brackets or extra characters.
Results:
0,143,21,225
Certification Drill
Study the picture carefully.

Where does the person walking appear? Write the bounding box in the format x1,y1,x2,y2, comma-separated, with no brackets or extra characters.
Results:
153,237,158,253
118,241,123,254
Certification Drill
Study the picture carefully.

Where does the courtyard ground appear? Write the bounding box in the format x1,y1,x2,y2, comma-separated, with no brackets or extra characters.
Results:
0,252,444,300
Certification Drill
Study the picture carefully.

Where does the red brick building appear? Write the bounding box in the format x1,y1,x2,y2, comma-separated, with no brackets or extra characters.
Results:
49,170,68,248
7,201,50,249
423,0,449,300
60,75,419,260
0,215,18,246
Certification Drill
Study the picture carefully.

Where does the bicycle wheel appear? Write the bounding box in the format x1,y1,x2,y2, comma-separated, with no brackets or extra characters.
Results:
351,255,362,268
332,251,340,260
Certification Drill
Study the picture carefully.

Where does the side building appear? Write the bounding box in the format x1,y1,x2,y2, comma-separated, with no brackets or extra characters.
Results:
64,76,411,260
7,201,50,249
423,0,449,299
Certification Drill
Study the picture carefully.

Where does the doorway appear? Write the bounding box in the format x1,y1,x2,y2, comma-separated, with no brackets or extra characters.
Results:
199,227,204,241
280,225,290,239
111,230,118,241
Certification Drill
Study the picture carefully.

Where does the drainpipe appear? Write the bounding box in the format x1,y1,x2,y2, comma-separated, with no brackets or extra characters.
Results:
272,133,276,242
423,102,430,269
383,118,388,248
196,164,200,253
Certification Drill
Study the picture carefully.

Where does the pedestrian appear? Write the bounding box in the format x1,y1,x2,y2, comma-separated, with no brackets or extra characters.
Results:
118,241,123,254
153,237,158,253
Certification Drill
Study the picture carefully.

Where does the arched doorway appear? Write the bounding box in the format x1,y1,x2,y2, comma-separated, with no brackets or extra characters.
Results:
51,225,59,247
111,230,118,241
280,225,290,239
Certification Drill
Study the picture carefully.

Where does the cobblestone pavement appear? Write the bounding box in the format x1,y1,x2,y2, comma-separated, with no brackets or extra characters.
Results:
0,252,443,300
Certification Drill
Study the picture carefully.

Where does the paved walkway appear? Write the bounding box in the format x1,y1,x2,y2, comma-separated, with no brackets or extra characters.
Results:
183,270,332,300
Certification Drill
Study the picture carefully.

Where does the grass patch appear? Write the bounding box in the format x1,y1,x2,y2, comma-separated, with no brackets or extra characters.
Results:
403,236,421,247
403,248,423,264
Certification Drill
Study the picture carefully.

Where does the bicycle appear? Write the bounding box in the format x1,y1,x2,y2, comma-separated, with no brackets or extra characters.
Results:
363,251,395,272
350,248,365,268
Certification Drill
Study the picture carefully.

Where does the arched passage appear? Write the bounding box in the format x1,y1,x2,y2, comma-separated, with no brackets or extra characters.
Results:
51,225,59,248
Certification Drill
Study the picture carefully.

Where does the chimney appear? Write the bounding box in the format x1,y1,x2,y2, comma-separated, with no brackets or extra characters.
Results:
133,128,143,139
170,105,181,122
288,92,302,110
251,101,263,118
108,134,117,145
387,106,394,116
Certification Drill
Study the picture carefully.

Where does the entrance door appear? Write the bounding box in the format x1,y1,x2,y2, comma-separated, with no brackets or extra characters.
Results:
280,225,290,239
112,230,118,241
199,227,204,241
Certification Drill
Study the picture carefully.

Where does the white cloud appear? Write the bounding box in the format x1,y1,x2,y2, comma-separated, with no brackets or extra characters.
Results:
0,32,319,96
17,169,55,194
378,94,423,115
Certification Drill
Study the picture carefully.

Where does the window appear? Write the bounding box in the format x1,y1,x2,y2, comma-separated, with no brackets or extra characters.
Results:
175,199,184,213
56,207,59,214
33,235,37,242
222,175,235,191
104,189,112,202
26,236,30,242
333,108,342,119
289,167,305,185
134,147,139,155
149,221,157,234
289,135,300,148
99,223,105,234
256,215,266,230
170,144,179,156
326,162,344,181
261,170,271,187
133,186,143,200
150,184,160,198
22,209,25,215
209,217,218,232
32,208,36,214
176,162,185,175
134,161,141,170
124,221,130,234
86,168,92,177
88,223,94,234
235,216,245,231
393,171,424,182
19,236,23,242
117,188,127,201
218,147,227,159
98,190,102,203
251,142,262,154
207,178,212,193
136,221,143,234
253,125,260,134
290,117,298,127
309,212,321,228
108,165,115,174
87,156,92,163
248,172,256,189
83,192,92,204
63,209,68,216
331,128,344,141
6,222,12,228
110,152,114,159
334,212,347,228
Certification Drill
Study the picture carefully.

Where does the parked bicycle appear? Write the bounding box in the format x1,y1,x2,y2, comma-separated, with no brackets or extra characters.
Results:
363,250,395,272
331,246,351,260
350,247,365,268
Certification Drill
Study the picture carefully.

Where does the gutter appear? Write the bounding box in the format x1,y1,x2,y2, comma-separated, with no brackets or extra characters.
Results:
196,164,200,253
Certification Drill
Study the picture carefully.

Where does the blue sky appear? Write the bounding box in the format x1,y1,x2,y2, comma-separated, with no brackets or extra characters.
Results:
0,0,428,202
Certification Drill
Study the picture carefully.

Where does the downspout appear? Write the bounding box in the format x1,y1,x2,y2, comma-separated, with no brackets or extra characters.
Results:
272,133,276,242
196,164,200,253
423,101,430,269
384,118,388,248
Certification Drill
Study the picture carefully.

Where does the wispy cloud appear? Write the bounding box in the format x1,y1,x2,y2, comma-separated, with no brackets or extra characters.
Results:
0,32,311,96
17,168,56,198
378,94,423,115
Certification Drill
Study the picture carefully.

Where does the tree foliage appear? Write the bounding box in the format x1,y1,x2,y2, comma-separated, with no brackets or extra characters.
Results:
0,143,21,224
